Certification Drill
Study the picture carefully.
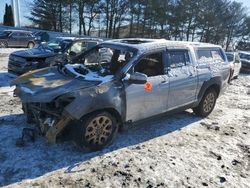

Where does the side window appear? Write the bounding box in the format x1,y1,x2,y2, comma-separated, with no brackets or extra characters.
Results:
197,49,212,59
87,42,98,50
26,33,32,37
134,52,164,77
197,48,225,62
168,50,190,68
211,49,224,61
68,42,87,55
10,32,20,38
19,33,27,37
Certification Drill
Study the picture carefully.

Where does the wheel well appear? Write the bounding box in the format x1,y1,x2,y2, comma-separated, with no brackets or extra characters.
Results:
27,41,34,46
60,108,123,141
206,84,220,97
82,108,122,124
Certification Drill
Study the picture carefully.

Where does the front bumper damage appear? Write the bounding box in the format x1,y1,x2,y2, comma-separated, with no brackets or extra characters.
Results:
23,101,74,144
12,66,116,145
45,113,71,144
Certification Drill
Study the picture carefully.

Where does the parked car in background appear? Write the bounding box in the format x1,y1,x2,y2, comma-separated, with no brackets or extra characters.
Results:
12,39,230,151
239,51,250,73
33,31,50,43
225,52,242,80
8,37,102,75
0,30,35,48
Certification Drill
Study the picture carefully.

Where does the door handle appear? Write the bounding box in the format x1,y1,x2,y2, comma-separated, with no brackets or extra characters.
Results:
161,80,168,84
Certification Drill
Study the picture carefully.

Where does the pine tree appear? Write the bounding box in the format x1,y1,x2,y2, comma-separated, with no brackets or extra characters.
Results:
3,4,14,26
8,5,15,26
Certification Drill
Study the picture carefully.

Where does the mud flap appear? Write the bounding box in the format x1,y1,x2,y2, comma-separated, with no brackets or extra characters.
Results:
45,116,71,144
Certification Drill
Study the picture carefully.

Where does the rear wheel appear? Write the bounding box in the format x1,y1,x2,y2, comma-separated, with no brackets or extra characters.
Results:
193,88,217,117
27,42,34,49
74,111,118,151
0,41,7,48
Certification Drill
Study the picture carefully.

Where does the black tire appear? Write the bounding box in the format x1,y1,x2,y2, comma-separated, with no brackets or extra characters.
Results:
193,88,217,117
0,41,7,48
27,42,34,49
74,111,118,151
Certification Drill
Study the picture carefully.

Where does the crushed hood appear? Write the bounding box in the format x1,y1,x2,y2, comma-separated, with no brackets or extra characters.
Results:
11,67,101,103
11,47,56,58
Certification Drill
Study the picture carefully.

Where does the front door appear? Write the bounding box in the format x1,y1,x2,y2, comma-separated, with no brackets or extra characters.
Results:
167,49,198,109
8,32,20,47
125,52,169,122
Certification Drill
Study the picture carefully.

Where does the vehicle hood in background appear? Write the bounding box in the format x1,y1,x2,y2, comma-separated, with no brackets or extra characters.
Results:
11,48,56,58
11,67,101,103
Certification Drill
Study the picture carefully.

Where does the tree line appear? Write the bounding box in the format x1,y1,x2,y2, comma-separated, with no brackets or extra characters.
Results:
28,0,250,49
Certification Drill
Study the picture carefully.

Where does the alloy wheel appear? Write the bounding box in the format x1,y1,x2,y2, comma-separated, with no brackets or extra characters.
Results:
203,92,215,113
84,115,113,146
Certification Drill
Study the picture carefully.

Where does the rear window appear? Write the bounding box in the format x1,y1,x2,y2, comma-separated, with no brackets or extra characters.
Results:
196,48,225,62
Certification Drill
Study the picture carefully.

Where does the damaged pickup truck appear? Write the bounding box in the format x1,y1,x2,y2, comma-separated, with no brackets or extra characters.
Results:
12,39,230,151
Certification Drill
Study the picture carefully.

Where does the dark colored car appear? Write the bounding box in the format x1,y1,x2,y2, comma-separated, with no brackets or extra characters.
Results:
0,30,35,48
8,37,103,75
239,51,250,73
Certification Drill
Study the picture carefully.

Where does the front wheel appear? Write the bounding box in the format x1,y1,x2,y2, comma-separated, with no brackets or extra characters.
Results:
74,111,118,151
193,89,217,117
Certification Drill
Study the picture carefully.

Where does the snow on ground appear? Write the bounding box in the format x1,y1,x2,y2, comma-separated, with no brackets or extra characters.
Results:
0,48,249,188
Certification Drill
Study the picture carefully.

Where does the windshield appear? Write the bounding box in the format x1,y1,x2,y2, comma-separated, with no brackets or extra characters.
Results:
239,53,250,60
37,39,72,52
61,45,136,79
226,54,234,62
47,39,71,50
0,31,11,37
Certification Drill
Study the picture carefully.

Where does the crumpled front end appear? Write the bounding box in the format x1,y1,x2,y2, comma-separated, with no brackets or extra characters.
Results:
12,66,105,143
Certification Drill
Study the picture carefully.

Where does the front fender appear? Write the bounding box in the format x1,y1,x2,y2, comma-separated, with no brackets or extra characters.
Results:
64,81,125,121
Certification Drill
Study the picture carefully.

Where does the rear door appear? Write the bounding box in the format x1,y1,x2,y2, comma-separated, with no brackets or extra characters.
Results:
18,33,29,47
125,51,169,122
167,49,198,110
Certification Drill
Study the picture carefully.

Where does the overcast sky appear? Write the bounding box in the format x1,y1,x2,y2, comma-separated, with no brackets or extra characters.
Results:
0,0,250,27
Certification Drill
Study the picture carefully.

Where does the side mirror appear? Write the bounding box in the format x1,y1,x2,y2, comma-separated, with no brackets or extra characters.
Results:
127,72,147,84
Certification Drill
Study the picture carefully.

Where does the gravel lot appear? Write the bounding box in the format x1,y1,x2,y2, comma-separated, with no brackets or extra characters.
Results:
0,49,249,188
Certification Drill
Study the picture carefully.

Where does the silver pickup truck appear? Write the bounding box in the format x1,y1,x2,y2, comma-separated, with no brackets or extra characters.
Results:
12,39,230,151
